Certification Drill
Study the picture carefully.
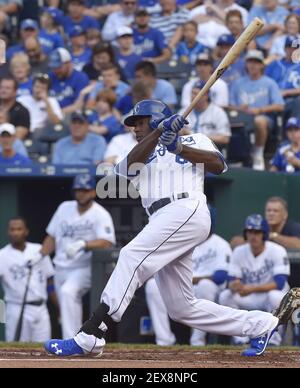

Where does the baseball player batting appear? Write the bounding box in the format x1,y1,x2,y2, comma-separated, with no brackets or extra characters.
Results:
45,100,300,357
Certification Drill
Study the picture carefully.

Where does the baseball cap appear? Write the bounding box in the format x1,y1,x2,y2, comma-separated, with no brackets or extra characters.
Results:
0,123,16,136
71,110,89,122
217,34,235,46
48,48,72,69
73,173,96,191
245,49,264,63
285,117,300,130
21,19,39,31
135,8,149,16
69,25,85,38
195,53,213,65
117,26,133,38
42,7,64,24
285,35,300,48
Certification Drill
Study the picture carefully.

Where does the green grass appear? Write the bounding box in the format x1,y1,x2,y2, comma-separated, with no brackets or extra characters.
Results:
0,342,300,352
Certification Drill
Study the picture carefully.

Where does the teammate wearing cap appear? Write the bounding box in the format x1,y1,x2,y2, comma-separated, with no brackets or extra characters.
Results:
180,81,231,148
45,100,300,358
270,117,300,173
0,217,55,342
219,214,290,347
39,173,115,339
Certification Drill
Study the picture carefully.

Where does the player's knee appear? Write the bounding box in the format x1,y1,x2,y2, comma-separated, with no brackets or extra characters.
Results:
268,290,284,310
194,279,217,300
218,289,233,306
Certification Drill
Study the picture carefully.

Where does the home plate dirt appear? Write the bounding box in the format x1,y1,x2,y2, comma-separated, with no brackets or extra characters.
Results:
0,345,300,368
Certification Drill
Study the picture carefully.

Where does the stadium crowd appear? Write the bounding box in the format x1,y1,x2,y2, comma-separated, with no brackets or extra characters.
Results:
0,0,299,171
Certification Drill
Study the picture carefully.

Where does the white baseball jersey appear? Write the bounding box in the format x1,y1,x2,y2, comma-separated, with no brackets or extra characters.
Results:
192,233,232,278
104,132,137,164
0,243,54,304
179,103,231,138
229,241,290,286
47,201,116,269
116,133,227,209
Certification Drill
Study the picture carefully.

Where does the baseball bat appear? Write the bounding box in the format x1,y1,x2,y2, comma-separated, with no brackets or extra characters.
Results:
182,17,264,119
14,263,33,341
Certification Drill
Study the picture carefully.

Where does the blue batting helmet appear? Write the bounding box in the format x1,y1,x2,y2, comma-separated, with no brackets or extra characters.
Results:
124,100,172,129
243,214,269,240
72,173,96,191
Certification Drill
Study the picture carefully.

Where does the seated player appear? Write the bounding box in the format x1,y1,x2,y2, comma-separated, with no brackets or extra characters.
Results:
219,214,290,345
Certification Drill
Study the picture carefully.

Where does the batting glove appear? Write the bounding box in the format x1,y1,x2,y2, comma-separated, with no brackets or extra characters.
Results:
65,240,86,258
164,133,183,155
158,114,188,134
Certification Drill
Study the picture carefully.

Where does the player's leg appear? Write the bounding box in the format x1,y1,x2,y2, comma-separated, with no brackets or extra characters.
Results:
30,305,52,343
45,199,210,355
190,279,219,346
265,290,288,346
5,303,31,342
56,267,91,338
155,253,278,345
145,277,176,346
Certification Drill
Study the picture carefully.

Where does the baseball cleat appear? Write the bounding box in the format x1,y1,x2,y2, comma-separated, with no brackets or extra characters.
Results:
242,288,300,357
241,328,277,357
44,339,84,357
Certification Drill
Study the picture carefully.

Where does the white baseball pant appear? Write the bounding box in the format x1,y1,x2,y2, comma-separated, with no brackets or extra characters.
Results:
5,303,51,342
219,289,286,345
100,199,278,340
190,279,223,346
145,277,176,346
54,266,91,339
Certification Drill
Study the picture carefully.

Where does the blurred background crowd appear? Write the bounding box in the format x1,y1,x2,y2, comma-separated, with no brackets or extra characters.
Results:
0,0,300,172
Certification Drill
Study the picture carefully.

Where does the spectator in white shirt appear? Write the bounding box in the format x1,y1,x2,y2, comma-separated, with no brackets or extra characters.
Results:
180,80,231,147
181,53,229,108
18,73,63,133
101,0,137,42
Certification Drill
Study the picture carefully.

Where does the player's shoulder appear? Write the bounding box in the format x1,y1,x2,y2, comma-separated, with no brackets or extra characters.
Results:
55,200,77,213
232,243,249,256
265,241,287,255
91,201,112,217
0,244,12,257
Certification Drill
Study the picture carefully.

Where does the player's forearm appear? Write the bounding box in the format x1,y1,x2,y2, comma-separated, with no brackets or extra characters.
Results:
127,129,161,168
85,239,113,250
179,145,224,174
41,235,56,256
250,282,278,293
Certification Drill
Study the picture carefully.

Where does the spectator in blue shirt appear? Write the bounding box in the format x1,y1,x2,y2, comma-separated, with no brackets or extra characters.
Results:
270,117,300,173
248,0,289,51
88,89,123,143
266,36,300,119
230,50,285,170
6,19,39,61
133,8,171,64
87,63,130,109
175,20,209,65
69,25,92,71
49,48,90,114
10,53,32,98
135,60,177,108
115,26,143,82
62,0,99,37
0,123,32,165
214,33,246,88
52,111,106,165
39,7,64,55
